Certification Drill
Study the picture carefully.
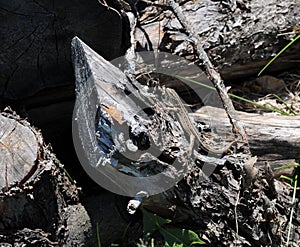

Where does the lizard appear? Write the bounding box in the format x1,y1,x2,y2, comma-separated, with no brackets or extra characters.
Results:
165,87,235,155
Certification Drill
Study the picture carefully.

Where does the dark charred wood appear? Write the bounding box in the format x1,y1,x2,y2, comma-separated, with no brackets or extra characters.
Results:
0,0,128,101
0,0,132,184
72,37,300,246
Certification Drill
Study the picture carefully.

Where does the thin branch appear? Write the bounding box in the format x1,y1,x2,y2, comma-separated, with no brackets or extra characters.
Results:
166,0,249,149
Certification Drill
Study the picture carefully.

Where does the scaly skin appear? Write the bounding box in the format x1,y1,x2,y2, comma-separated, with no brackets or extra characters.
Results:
165,87,235,155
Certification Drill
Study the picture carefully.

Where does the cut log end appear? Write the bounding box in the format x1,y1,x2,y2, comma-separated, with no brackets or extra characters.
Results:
0,110,38,190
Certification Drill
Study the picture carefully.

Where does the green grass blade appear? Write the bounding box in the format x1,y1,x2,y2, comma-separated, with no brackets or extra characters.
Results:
151,238,155,247
175,75,290,115
258,34,300,77
229,94,289,115
274,163,300,170
96,223,101,247
279,175,294,183
271,94,297,116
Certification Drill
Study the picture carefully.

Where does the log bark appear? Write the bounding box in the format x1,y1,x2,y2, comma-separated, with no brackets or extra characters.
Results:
165,0,249,148
136,0,300,80
0,0,131,176
0,109,141,246
0,109,92,246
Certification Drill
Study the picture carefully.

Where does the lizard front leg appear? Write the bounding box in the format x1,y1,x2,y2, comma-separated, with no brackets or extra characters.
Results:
188,134,195,156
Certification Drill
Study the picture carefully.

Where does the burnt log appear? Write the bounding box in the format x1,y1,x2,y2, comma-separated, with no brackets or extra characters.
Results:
72,37,300,246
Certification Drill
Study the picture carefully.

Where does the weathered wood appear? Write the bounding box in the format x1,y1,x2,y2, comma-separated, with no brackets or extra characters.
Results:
166,0,249,149
0,112,38,190
72,37,300,246
0,109,93,246
192,106,300,161
0,0,126,100
137,0,300,80
0,0,131,186
73,36,193,197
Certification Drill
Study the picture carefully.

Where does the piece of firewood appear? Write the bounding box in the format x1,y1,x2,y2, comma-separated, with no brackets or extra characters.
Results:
0,109,92,246
0,111,38,190
72,37,300,246
192,106,300,161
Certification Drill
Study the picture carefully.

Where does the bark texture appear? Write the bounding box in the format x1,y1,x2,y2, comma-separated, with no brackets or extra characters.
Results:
137,0,300,80
0,109,92,246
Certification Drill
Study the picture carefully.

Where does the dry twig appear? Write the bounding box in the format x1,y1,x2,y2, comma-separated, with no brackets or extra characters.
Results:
166,0,249,150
